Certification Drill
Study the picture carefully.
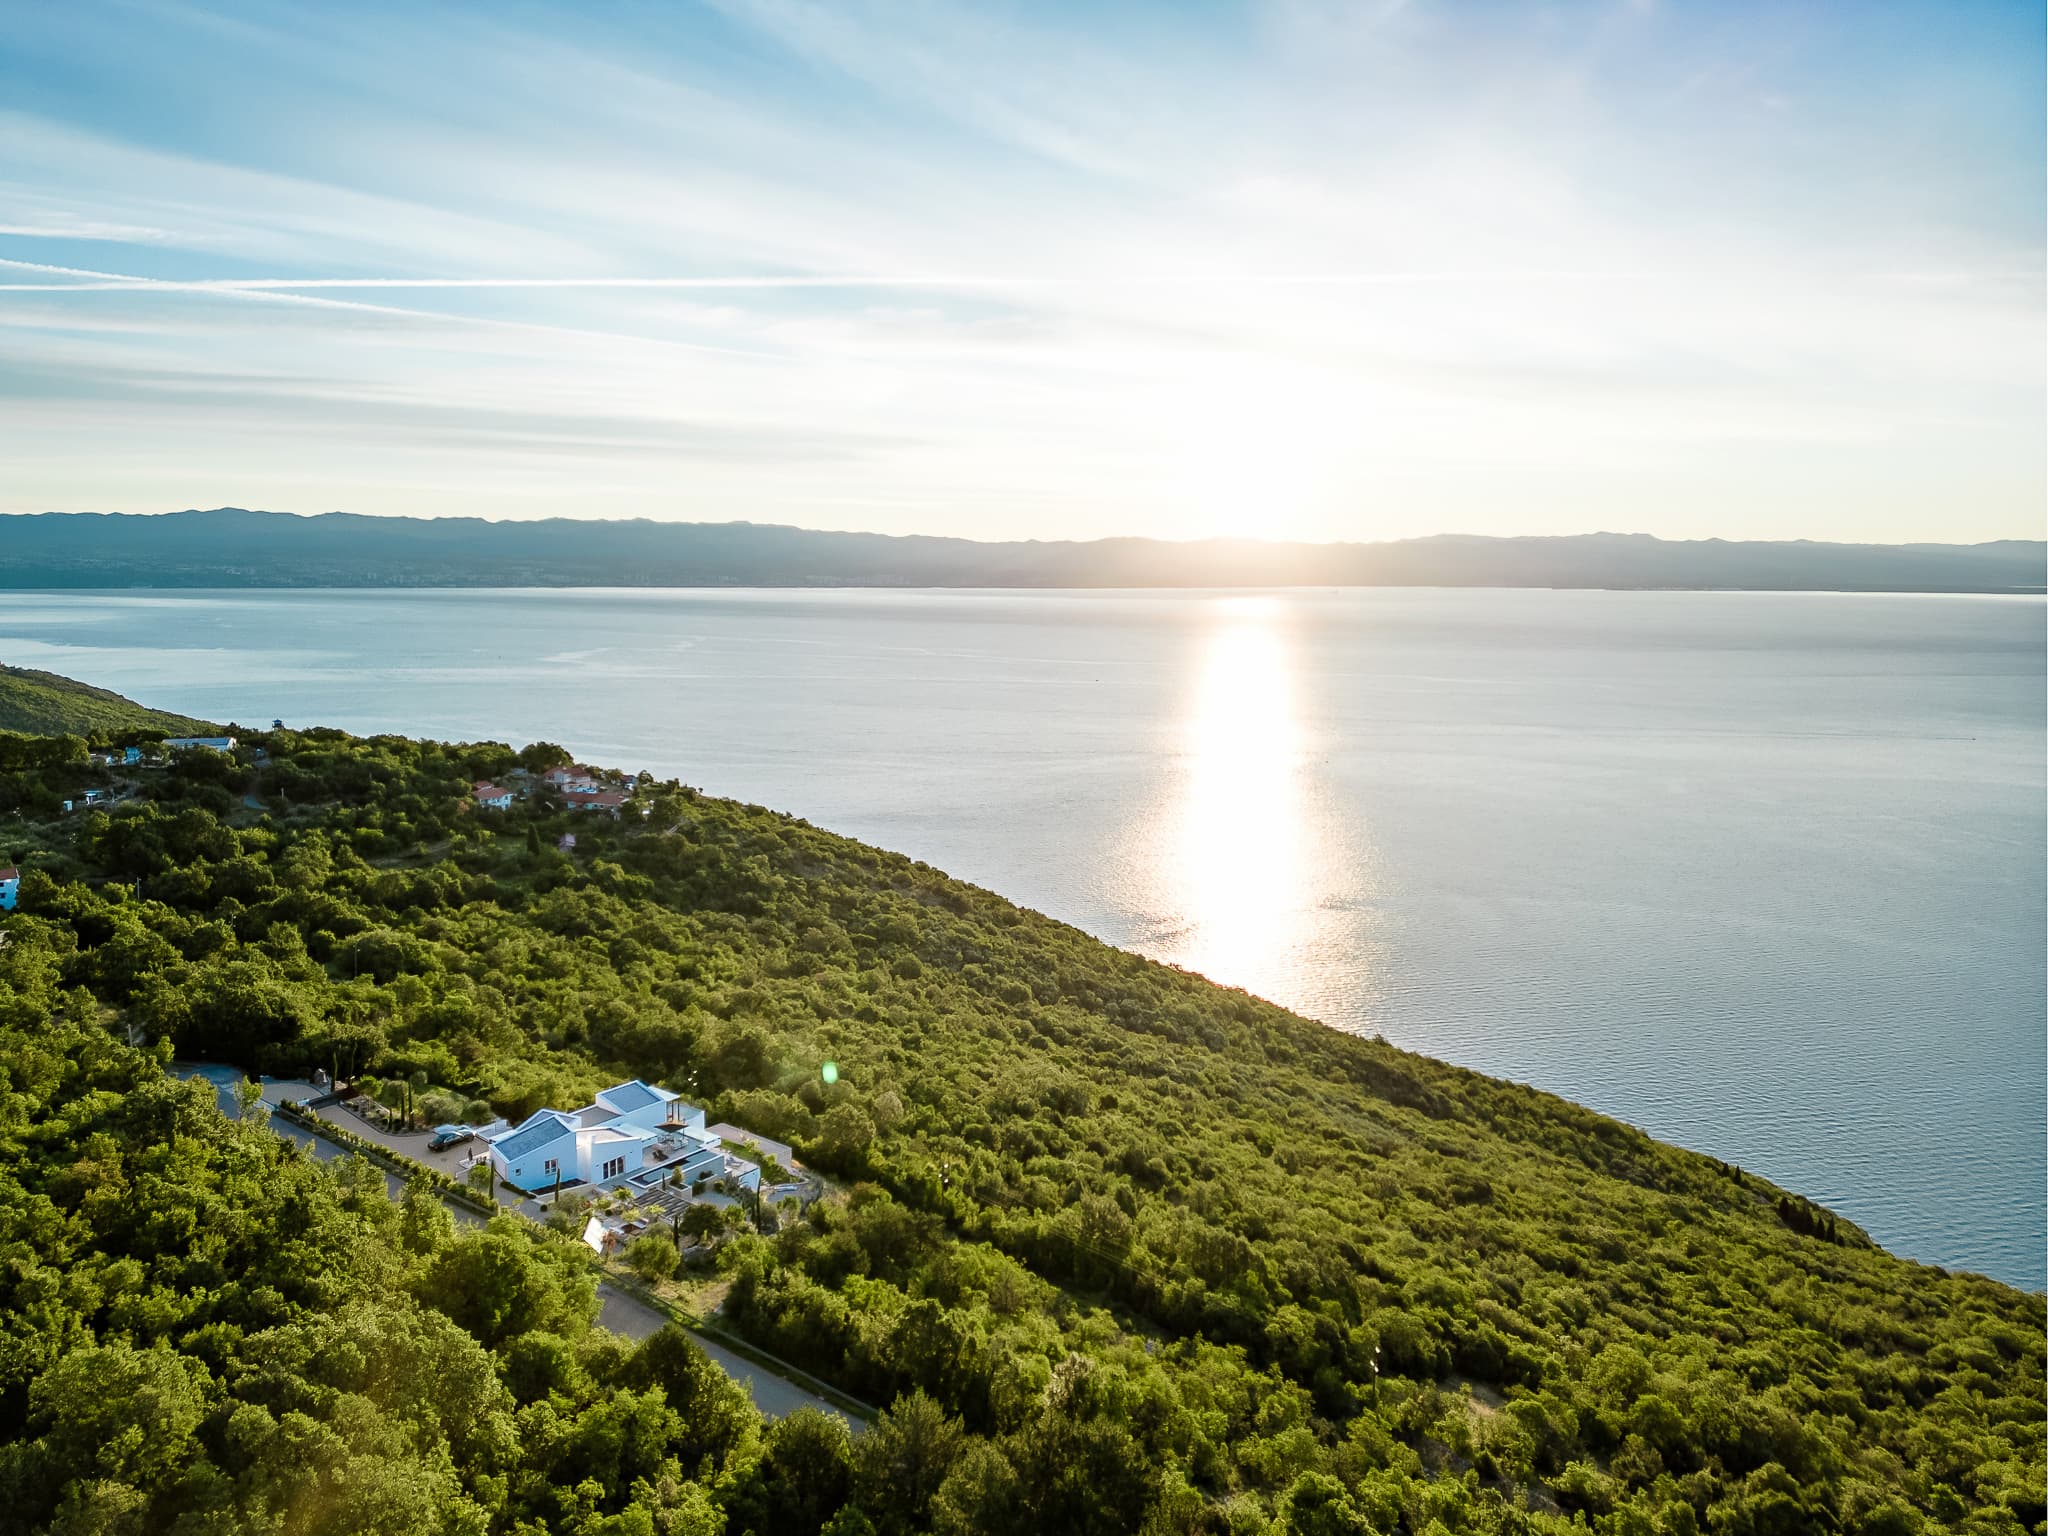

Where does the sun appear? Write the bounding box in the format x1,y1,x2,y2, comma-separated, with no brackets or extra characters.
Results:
1155,358,1352,544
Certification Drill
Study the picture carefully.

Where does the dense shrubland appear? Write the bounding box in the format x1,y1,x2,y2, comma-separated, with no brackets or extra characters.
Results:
0,719,2040,1535
0,664,212,739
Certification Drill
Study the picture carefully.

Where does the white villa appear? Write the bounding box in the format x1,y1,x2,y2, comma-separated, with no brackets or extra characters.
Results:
484,1079,761,1198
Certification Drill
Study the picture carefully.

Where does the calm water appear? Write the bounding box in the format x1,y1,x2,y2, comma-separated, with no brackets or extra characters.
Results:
4,587,2042,1288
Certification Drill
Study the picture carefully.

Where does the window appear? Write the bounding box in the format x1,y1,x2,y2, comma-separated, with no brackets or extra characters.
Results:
602,1156,625,1180
542,1158,558,1175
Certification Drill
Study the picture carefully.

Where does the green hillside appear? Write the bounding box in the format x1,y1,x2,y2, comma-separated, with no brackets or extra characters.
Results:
0,662,214,738
0,704,2038,1536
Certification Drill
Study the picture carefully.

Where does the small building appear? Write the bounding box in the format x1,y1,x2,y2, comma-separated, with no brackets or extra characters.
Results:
472,781,515,810
0,867,17,912
542,764,606,794
164,735,236,753
562,789,627,816
557,833,577,852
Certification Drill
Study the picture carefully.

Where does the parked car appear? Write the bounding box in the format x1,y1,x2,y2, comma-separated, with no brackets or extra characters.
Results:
428,1125,475,1151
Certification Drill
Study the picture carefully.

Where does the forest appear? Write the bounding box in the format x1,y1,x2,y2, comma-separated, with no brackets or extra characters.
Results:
0,712,2040,1536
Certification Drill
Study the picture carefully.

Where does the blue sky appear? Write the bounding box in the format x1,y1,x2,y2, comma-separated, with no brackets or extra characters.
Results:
1,0,2040,542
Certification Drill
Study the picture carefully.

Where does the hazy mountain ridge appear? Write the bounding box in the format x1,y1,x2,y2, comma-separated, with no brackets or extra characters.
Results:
4,508,2041,592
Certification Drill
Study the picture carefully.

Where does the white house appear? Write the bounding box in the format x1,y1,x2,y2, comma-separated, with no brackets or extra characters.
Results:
483,1079,758,1195
471,781,515,809
543,764,605,794
0,866,18,911
164,735,236,752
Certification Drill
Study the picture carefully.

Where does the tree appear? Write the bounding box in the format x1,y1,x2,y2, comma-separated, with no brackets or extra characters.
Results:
419,1228,593,1349
929,1441,1021,1536
517,741,572,772
1277,1472,1374,1536
232,1074,269,1125
398,1178,456,1256
681,1202,726,1247
724,1407,854,1536
620,1325,759,1472
625,1233,680,1283
28,1340,209,1489
813,1103,876,1171
854,1390,966,1536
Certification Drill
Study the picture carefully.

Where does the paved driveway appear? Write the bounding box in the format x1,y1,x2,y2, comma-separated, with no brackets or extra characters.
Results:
261,1086,534,1208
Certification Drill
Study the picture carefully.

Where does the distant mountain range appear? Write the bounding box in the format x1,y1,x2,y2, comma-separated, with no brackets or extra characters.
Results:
2,508,2041,593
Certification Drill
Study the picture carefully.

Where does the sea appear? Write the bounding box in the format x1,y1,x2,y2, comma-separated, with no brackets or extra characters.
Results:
3,586,2041,1290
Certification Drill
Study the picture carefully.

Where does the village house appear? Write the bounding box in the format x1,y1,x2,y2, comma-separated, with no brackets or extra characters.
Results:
542,764,605,794
0,866,17,911
483,1079,760,1197
163,735,237,752
562,788,628,816
471,780,515,809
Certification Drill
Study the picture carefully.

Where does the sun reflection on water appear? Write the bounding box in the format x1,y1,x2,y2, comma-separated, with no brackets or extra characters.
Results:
1160,597,1314,997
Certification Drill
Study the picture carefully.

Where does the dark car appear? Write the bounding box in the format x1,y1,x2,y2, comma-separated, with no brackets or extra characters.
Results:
428,1125,475,1151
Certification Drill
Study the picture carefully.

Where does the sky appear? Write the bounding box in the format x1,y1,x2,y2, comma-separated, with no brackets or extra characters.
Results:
0,0,2041,545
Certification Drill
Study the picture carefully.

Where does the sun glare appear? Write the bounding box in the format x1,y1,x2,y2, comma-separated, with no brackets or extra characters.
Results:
1158,362,1349,542
1160,598,1311,995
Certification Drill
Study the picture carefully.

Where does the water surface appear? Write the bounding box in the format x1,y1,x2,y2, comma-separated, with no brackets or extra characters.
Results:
5,587,2041,1288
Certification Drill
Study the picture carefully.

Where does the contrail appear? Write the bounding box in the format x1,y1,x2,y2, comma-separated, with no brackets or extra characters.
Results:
0,256,1660,292
0,257,2014,300
0,256,778,359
